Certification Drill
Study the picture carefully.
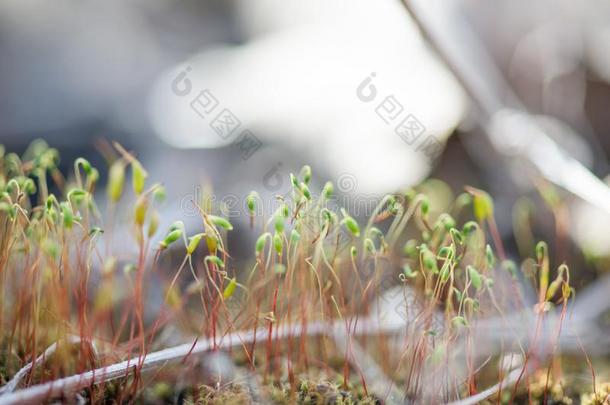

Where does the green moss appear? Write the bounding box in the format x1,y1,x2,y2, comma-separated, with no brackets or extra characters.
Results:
176,376,379,405
481,371,574,405
581,382,610,405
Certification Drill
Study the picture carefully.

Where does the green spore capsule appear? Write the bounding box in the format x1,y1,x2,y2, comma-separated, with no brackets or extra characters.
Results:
134,196,149,227
422,250,438,273
403,239,418,258
536,241,548,262
402,264,417,279
246,191,258,214
205,255,225,268
501,260,518,279
274,214,285,233
107,160,126,203
148,211,160,238
153,184,166,203
467,266,482,290
67,188,87,205
420,196,430,216
472,190,494,221
75,157,92,175
300,165,312,184
322,181,334,199
341,208,360,237
290,229,301,244
290,173,299,188
273,232,283,254
223,278,237,299
187,233,204,255
132,160,148,195
300,182,311,200
485,244,495,268
255,232,270,255
160,229,182,249
208,215,233,231
462,221,478,235
450,228,464,244
60,202,74,229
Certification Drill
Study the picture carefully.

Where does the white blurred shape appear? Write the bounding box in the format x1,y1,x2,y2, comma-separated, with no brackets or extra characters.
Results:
148,0,466,194
573,176,610,257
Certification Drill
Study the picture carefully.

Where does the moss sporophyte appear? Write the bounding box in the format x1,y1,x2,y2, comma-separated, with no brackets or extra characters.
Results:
0,141,584,404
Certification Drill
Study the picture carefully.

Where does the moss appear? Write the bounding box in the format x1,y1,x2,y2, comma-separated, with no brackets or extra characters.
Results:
581,382,610,405
185,384,251,405
151,382,174,402
525,371,573,405
0,142,587,404
0,338,29,386
179,377,379,405
481,371,574,405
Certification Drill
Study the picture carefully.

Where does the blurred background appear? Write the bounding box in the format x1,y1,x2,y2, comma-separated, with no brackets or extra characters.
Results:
2,0,610,288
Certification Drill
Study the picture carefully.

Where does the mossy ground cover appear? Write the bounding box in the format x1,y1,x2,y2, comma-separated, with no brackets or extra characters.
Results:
0,141,605,404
